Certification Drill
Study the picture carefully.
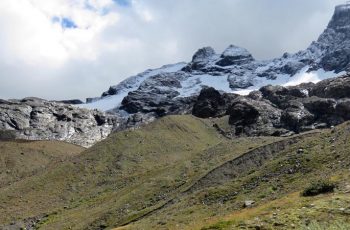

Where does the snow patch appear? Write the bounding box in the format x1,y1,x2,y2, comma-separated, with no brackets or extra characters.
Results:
78,62,186,111
178,74,232,97
283,68,345,86
232,67,344,96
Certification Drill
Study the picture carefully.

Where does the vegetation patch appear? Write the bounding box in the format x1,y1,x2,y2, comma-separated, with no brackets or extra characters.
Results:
301,179,336,197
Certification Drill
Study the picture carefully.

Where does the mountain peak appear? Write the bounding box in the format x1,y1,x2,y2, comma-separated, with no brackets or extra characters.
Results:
191,47,216,63
221,45,252,58
327,3,350,30
216,44,254,66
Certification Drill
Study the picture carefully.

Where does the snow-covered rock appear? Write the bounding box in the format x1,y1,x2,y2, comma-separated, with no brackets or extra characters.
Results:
80,4,350,119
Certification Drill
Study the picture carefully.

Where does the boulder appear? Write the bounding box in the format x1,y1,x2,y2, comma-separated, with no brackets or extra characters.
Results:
227,97,283,136
310,75,350,99
260,84,310,109
192,87,227,118
243,200,255,208
280,101,314,132
335,99,350,120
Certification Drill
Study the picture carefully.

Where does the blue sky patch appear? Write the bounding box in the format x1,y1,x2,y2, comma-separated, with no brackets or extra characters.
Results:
113,0,131,7
61,18,78,29
52,16,78,29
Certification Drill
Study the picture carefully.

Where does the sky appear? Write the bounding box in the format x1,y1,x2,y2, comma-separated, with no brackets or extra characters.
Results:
0,0,346,100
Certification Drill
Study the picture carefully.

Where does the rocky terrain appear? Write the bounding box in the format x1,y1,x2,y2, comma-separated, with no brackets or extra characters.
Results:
0,97,118,147
83,3,350,117
192,74,350,137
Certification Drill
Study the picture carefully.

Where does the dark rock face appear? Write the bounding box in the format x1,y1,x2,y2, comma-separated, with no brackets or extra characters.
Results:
55,99,84,105
192,73,350,137
184,47,217,71
102,86,118,97
310,76,350,99
280,61,306,76
259,84,310,109
192,87,228,118
280,101,314,132
121,72,196,117
227,97,284,136
335,99,350,120
316,4,350,72
0,98,119,147
216,45,255,67
228,99,260,125
192,47,216,63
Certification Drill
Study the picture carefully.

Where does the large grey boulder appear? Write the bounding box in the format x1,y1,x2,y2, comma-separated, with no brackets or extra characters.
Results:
227,97,284,136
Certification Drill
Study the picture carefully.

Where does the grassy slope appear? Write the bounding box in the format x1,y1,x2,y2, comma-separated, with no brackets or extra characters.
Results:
0,140,84,188
119,122,350,230
2,115,350,229
0,115,280,229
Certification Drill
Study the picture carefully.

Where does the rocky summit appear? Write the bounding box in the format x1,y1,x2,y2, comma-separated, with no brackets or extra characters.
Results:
83,4,350,119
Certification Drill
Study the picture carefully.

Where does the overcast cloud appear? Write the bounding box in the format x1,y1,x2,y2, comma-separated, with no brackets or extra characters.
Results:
0,0,346,100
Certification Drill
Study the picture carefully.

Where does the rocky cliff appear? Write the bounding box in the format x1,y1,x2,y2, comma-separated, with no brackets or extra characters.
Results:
192,74,350,137
0,98,118,147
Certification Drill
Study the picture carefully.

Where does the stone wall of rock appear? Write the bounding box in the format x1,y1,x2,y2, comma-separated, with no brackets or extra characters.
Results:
0,97,119,147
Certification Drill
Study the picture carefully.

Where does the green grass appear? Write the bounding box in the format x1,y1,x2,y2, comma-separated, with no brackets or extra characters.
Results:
0,115,278,229
119,121,350,230
2,115,350,229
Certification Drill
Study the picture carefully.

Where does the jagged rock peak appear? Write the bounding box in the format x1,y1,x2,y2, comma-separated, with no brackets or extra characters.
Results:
192,47,216,63
216,44,254,67
327,3,350,30
221,45,253,59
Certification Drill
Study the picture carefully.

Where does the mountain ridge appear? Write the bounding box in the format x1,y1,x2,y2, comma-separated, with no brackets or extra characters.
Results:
1,4,350,147
82,3,350,115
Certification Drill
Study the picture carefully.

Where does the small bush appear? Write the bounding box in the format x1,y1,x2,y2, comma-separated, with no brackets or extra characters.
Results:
0,130,17,141
301,180,336,197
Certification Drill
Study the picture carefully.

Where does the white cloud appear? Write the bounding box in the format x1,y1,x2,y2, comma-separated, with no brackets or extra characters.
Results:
0,0,346,100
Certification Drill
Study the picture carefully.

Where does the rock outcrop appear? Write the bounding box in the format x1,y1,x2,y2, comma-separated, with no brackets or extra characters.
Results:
192,87,237,118
0,98,119,147
192,74,350,137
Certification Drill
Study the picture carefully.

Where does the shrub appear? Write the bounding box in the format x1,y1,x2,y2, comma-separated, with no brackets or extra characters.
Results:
301,179,336,197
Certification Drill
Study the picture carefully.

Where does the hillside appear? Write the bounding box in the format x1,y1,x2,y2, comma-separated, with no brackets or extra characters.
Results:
0,115,281,229
0,140,84,188
1,115,350,229
115,119,350,230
